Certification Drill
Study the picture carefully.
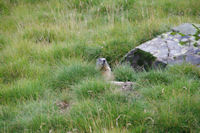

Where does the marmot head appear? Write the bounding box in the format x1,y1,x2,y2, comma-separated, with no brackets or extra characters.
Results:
96,58,111,71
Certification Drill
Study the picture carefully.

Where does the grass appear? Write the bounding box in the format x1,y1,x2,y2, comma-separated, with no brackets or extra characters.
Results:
0,0,200,132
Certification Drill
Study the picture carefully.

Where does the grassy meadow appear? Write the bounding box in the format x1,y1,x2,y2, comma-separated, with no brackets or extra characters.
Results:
0,0,200,132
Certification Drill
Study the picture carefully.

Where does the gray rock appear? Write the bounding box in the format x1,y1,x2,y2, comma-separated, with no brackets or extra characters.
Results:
172,23,200,35
122,23,200,70
110,81,134,91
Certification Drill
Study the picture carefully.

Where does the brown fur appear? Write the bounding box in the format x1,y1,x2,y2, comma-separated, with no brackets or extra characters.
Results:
96,58,114,81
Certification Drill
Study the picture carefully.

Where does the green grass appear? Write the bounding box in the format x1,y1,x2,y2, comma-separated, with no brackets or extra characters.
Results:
0,0,200,132
50,62,100,89
113,64,137,82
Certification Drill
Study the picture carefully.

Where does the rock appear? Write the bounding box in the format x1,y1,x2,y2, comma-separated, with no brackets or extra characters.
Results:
122,23,200,70
172,23,200,35
110,81,134,91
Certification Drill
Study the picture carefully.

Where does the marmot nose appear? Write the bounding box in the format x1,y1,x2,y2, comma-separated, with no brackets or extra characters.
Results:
103,60,105,63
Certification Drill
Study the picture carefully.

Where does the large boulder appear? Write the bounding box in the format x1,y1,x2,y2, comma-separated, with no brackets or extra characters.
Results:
122,23,200,70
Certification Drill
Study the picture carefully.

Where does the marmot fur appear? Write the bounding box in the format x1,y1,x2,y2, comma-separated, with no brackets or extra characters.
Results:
96,58,114,81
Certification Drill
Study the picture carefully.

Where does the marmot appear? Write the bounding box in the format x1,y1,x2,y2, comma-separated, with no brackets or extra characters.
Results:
96,58,114,81
96,58,134,91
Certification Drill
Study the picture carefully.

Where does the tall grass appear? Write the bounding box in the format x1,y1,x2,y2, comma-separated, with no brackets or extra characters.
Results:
0,0,200,132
